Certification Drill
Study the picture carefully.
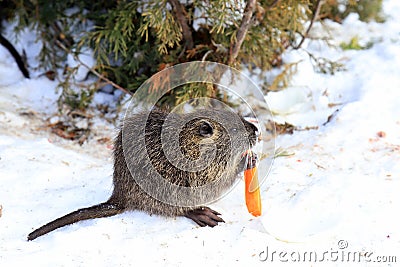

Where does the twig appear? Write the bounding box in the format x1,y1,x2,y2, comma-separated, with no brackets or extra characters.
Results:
50,22,74,49
314,162,326,170
228,0,256,65
0,33,30,78
55,40,133,96
293,0,323,50
202,50,213,61
168,0,194,50
267,0,280,9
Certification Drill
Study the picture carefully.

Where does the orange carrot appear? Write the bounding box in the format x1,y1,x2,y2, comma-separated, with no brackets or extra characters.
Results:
244,153,262,217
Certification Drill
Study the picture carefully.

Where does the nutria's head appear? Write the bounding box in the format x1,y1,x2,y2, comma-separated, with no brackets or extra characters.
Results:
156,108,257,171
176,110,257,163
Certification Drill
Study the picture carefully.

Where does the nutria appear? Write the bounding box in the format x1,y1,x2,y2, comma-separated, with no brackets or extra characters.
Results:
27,108,258,241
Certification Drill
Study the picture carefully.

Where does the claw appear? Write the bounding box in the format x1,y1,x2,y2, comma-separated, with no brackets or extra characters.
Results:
184,207,225,227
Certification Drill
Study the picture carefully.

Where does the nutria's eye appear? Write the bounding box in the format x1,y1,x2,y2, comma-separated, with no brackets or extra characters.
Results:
199,121,213,137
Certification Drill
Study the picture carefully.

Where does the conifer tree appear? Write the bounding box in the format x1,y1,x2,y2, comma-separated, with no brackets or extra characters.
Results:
0,0,383,110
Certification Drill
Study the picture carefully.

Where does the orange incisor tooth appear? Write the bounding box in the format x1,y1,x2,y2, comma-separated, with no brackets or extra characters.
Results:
244,152,262,216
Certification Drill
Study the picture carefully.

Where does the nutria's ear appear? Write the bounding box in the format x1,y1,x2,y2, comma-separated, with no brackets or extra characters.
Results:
199,121,213,137
247,121,258,135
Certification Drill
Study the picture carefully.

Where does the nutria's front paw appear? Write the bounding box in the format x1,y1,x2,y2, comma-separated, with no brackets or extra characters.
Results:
246,152,258,170
184,207,225,227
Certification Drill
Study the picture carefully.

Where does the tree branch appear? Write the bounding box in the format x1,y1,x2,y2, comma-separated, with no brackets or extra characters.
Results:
55,40,133,96
228,0,256,65
293,0,323,50
168,0,194,51
0,33,30,78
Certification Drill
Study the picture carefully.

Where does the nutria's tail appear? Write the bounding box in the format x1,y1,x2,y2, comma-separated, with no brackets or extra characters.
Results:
27,201,124,241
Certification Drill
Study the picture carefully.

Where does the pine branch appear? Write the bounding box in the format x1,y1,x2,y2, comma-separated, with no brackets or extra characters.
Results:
228,0,256,65
55,40,133,96
0,33,30,78
168,0,193,50
294,0,323,50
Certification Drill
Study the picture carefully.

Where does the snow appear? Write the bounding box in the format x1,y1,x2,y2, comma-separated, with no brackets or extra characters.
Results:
1,1,400,266
67,47,95,81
